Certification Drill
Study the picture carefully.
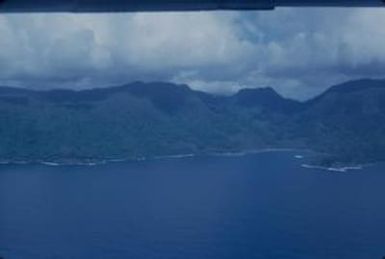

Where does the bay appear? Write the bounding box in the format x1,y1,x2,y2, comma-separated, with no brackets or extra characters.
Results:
1,151,384,259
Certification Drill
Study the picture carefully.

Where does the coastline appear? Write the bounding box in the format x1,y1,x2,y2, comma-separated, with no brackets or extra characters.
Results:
0,148,370,172
300,163,364,173
0,148,307,167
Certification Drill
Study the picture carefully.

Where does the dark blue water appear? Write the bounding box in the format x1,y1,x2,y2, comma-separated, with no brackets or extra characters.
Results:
1,151,385,259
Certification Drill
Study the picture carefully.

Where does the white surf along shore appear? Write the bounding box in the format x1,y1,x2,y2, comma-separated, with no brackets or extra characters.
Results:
300,164,363,173
0,148,367,172
0,148,303,167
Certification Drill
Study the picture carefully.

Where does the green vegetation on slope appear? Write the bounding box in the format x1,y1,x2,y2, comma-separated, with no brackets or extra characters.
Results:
0,79,384,166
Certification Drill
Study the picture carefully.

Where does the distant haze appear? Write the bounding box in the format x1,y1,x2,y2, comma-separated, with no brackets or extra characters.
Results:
0,8,385,100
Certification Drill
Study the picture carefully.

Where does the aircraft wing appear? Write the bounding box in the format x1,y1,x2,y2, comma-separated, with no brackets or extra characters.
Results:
0,0,383,12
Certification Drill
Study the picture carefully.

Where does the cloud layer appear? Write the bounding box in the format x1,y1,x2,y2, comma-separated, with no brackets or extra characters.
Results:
0,8,384,99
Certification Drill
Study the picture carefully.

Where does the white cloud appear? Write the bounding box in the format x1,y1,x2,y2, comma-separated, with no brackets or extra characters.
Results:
0,8,385,99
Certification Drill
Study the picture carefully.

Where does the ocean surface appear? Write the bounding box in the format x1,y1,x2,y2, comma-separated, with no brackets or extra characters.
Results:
1,151,385,259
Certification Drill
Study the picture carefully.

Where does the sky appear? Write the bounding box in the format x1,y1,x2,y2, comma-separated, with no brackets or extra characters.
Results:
0,8,384,100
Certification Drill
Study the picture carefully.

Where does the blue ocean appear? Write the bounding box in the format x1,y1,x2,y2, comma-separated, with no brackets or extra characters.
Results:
1,151,385,259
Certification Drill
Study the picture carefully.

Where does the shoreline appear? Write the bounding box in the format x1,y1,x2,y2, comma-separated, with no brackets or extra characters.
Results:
301,163,364,173
0,148,371,172
0,148,308,167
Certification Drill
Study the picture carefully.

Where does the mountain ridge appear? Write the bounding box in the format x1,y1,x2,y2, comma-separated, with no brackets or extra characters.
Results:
0,78,384,167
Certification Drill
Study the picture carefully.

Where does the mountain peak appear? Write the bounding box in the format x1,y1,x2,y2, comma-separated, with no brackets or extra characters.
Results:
234,87,281,104
233,87,301,112
307,78,385,106
236,86,278,95
324,78,385,95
